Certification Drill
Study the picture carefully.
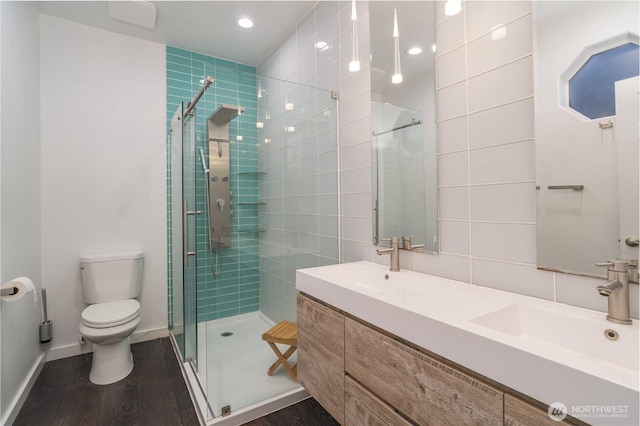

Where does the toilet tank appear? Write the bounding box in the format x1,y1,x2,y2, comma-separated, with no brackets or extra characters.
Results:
80,252,144,304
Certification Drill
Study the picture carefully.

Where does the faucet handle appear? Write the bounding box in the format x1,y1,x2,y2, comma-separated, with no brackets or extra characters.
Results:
402,235,414,249
381,237,399,246
597,260,629,272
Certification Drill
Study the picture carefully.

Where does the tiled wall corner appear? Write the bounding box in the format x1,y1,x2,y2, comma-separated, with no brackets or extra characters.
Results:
166,47,259,322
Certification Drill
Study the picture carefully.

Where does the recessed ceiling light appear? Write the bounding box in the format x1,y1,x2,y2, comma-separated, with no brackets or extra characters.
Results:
406,46,423,56
237,17,254,29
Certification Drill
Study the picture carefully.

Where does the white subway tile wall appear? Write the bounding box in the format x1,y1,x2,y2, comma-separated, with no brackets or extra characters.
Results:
256,2,348,321
260,1,638,319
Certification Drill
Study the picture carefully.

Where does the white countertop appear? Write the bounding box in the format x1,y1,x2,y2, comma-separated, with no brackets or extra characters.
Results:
296,261,639,426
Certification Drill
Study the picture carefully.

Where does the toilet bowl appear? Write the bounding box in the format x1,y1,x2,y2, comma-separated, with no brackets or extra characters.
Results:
79,299,142,385
78,252,143,385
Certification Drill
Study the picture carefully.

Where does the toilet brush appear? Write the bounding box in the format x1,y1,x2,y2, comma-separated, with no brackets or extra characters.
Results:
39,288,52,343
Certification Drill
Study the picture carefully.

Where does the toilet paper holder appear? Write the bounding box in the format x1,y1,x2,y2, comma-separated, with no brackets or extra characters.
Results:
0,286,18,297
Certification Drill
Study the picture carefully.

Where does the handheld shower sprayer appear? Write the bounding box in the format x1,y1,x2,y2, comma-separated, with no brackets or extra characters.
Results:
199,148,209,174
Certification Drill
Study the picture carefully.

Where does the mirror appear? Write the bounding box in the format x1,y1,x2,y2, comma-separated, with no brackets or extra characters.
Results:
370,1,438,253
535,1,639,278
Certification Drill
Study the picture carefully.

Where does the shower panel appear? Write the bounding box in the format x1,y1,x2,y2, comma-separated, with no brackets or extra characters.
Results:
207,104,245,249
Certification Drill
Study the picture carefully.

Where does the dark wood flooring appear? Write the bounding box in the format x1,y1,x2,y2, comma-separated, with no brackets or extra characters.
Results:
15,338,199,426
244,398,339,426
14,337,337,426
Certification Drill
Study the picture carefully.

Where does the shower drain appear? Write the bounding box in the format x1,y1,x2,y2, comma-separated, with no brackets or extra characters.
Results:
221,331,233,337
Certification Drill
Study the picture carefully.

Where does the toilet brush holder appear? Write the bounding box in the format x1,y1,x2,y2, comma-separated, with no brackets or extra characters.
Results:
39,288,53,343
40,320,52,343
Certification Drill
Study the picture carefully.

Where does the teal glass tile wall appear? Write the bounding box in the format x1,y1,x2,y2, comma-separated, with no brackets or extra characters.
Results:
166,46,259,323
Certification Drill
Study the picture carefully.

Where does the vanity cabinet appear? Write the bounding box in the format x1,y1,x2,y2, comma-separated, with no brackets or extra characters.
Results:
296,293,345,424
345,317,503,425
297,293,577,426
344,376,411,426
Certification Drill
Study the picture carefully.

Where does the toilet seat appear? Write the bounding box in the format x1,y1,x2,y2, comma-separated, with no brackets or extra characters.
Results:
81,299,140,328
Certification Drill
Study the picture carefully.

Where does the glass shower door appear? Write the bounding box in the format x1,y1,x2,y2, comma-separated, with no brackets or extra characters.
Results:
183,110,198,369
170,104,185,356
169,103,198,370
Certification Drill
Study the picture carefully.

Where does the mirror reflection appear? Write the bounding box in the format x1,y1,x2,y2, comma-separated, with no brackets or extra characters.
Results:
535,1,639,278
370,1,438,253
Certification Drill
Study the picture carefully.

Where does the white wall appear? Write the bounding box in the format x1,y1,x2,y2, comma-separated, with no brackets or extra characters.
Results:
263,1,638,319
0,2,45,423
40,15,168,355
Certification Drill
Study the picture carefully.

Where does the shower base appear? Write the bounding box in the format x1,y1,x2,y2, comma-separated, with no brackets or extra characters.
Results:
188,312,308,424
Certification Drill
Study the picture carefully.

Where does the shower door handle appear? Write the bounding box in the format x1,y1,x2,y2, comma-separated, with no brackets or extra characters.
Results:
183,201,197,266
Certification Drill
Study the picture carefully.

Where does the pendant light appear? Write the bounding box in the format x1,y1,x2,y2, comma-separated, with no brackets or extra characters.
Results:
445,0,461,16
392,9,403,84
349,0,360,72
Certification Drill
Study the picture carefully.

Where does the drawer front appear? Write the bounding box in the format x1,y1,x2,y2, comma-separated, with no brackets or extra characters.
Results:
505,394,572,425
345,376,412,426
297,294,345,424
345,317,503,425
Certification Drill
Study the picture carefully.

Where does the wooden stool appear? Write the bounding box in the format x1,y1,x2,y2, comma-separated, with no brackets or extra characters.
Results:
261,320,298,380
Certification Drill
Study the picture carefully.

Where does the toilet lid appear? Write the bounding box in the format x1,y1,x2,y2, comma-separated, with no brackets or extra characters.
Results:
81,299,141,329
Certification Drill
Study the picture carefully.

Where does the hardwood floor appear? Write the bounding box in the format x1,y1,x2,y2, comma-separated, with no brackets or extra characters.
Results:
14,337,337,426
15,338,199,426
244,398,339,426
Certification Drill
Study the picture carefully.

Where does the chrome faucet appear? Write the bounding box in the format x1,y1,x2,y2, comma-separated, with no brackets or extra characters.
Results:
377,237,400,272
596,260,632,325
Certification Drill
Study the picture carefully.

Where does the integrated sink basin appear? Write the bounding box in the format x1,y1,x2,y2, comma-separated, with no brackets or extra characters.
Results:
296,261,639,425
300,261,398,294
470,304,639,371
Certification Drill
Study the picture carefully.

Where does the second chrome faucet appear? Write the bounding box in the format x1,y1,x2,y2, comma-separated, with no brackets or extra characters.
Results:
377,236,427,272
596,260,633,325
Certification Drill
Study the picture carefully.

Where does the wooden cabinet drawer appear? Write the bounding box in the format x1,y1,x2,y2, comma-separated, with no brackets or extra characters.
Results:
345,317,503,425
505,393,573,425
345,376,412,426
297,294,345,424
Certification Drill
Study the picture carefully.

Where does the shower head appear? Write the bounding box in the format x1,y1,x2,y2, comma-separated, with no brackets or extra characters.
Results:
203,76,214,87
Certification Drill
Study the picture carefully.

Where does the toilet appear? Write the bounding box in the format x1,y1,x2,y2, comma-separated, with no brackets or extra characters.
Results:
78,252,143,385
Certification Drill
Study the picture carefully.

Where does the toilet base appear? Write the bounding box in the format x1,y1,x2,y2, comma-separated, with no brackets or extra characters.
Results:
89,337,134,385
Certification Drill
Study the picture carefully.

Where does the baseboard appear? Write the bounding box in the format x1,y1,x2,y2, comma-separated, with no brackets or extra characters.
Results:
130,326,170,345
1,352,46,426
46,326,169,362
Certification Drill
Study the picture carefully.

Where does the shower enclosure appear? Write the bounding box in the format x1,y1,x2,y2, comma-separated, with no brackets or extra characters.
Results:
167,50,339,423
